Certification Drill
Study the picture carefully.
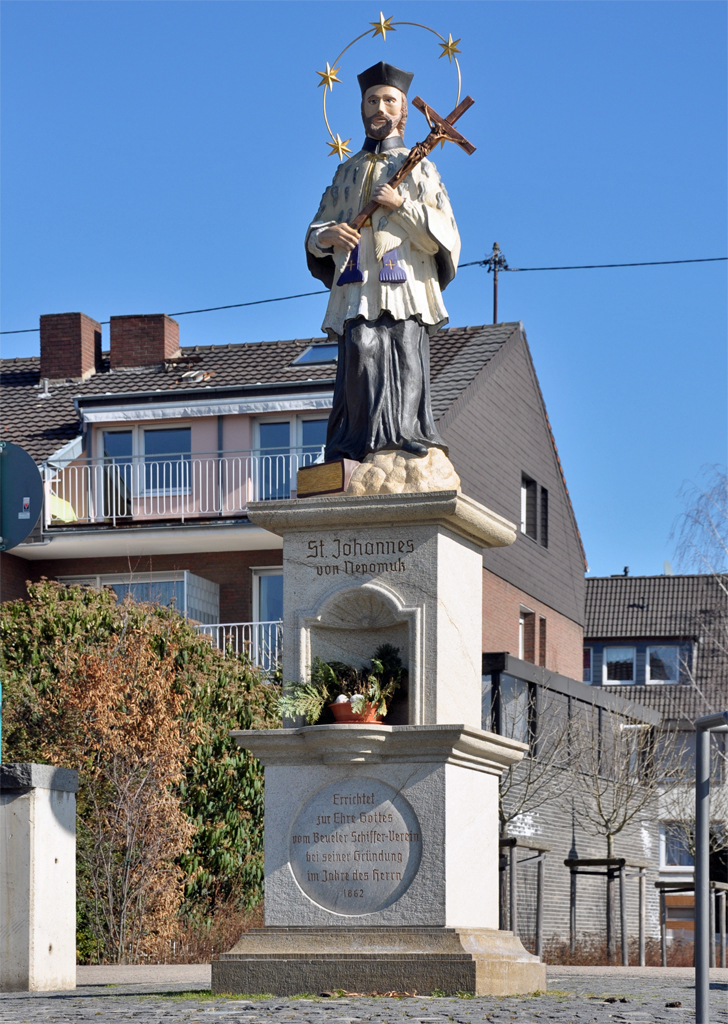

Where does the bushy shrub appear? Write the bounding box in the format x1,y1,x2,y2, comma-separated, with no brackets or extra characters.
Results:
0,579,279,961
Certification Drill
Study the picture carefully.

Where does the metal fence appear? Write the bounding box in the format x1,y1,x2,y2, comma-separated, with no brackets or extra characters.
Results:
43,448,324,527
195,620,282,671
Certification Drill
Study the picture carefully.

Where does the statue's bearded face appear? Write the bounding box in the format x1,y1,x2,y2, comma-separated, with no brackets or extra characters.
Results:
362,85,408,140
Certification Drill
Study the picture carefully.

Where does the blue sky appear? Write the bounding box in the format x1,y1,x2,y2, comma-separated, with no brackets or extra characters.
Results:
1,1,726,577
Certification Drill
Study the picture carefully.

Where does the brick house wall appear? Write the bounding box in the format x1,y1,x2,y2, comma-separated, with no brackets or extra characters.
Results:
6,550,283,624
483,567,583,680
0,551,41,603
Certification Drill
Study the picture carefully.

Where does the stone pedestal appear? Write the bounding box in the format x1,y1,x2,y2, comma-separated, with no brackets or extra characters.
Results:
0,764,78,992
213,490,545,995
246,490,516,727
216,726,545,994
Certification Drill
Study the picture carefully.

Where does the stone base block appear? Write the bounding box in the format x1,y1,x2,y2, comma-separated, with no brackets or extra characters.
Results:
213,927,545,997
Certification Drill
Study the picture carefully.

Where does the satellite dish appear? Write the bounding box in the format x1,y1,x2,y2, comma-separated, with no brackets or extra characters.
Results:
664,560,673,576
0,442,43,551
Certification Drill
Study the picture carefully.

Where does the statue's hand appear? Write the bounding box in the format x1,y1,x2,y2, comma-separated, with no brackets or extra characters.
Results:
317,224,360,251
372,183,404,210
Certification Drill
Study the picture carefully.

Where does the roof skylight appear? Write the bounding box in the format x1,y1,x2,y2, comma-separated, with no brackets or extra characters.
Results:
292,344,338,365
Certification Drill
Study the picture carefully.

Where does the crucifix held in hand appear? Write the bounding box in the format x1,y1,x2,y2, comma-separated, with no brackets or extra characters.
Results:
350,95,476,231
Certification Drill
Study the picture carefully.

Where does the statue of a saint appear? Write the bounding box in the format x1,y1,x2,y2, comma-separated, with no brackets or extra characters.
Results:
306,61,461,463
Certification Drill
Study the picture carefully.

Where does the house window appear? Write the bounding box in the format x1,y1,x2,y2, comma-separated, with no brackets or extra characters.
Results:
258,422,292,500
583,647,592,684
520,475,537,539
540,487,549,548
144,427,191,493
482,674,493,732
647,645,681,684
539,616,547,667
102,430,133,517
292,343,339,365
661,822,694,869
255,417,329,500
252,568,283,623
519,610,535,663
498,675,531,743
57,571,219,624
301,418,328,460
603,646,636,684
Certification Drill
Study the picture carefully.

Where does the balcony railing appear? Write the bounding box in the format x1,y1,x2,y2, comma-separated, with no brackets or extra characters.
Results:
42,448,324,528
195,620,282,671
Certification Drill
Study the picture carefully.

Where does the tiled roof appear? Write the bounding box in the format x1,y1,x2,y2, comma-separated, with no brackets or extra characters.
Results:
585,574,728,720
585,574,725,639
1,324,518,462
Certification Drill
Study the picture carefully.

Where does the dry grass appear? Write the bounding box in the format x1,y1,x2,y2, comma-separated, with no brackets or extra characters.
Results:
159,903,265,964
541,934,695,967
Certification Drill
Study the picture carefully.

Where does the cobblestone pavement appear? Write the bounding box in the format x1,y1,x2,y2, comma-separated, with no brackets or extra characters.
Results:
1,970,726,1024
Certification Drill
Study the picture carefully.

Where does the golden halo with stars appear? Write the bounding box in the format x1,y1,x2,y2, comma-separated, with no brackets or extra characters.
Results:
317,12,463,160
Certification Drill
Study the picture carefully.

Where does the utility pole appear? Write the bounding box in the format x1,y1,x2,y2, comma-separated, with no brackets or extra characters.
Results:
484,242,509,324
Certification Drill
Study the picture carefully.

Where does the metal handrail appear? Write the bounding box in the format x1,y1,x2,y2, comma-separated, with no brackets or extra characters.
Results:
42,447,324,528
195,620,282,670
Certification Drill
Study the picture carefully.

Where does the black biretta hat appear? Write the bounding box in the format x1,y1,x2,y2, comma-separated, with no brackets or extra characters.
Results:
357,61,414,97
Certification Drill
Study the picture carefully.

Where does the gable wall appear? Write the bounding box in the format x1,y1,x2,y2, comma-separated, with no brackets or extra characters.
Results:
439,332,585,629
482,569,583,680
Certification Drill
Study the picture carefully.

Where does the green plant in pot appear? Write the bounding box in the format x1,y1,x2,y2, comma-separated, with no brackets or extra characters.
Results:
278,644,405,725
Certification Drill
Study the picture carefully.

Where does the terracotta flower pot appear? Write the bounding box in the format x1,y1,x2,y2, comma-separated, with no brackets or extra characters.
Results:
328,701,384,724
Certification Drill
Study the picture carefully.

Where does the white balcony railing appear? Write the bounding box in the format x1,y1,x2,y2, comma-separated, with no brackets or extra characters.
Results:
42,448,324,528
195,620,282,671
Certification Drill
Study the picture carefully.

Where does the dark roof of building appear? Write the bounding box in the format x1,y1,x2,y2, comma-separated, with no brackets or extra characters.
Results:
1,323,519,462
585,574,728,721
585,574,726,639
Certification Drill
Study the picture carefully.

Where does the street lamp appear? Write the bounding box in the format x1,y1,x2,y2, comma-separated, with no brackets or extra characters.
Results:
695,710,728,1024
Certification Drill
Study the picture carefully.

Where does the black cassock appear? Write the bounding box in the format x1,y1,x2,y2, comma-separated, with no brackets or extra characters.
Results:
324,313,448,463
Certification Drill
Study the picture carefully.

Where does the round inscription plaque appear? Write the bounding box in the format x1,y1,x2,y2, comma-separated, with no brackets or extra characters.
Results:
289,778,422,916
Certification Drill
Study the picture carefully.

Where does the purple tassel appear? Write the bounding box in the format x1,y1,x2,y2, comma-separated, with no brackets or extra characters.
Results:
379,248,407,283
336,243,364,285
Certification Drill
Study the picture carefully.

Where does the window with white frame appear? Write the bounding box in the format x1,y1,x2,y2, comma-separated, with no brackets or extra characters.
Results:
647,645,681,684
57,571,219,623
252,568,283,623
520,475,537,539
100,425,192,495
603,646,636,684
254,415,328,500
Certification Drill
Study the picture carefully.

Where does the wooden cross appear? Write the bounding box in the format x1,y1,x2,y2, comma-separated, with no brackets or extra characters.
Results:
351,95,476,230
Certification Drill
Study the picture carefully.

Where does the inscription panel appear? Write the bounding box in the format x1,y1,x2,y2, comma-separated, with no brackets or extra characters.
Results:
306,535,415,577
288,778,422,916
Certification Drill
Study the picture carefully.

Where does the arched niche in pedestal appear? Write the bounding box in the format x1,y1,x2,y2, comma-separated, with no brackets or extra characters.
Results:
296,581,424,725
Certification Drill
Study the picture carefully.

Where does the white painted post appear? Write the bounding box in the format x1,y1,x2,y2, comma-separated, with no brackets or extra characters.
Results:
0,764,78,992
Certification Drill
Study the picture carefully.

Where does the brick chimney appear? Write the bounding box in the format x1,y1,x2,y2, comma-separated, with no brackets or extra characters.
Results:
109,314,180,368
39,312,102,380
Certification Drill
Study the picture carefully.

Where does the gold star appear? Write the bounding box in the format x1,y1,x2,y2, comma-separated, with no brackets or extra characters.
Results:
370,12,395,40
438,33,462,62
316,62,342,91
327,134,352,160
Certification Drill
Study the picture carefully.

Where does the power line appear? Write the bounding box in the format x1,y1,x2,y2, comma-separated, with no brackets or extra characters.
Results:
1,255,726,336
459,256,728,271
0,289,330,336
